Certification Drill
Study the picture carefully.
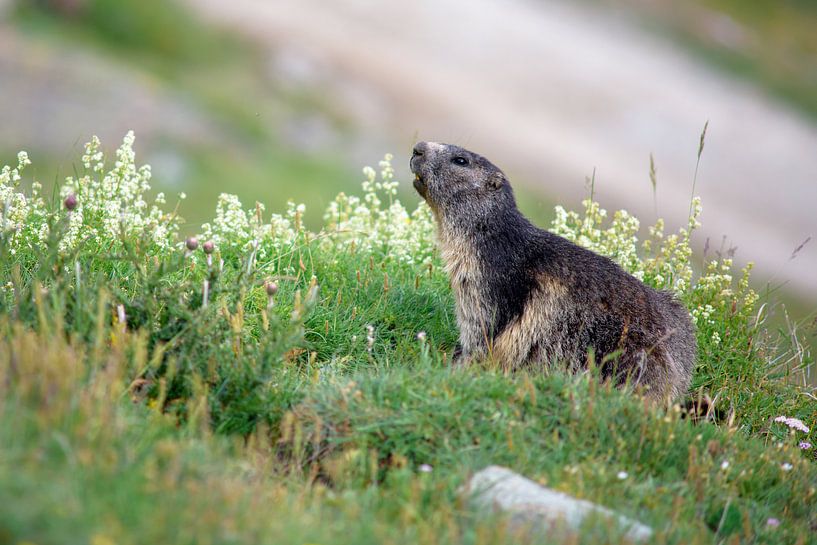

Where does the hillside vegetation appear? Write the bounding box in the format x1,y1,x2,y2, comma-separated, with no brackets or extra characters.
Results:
9,0,355,228
1,134,815,544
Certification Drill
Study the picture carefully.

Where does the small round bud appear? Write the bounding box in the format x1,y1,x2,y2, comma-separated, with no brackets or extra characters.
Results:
203,240,215,254
185,237,199,251
265,281,278,296
64,193,78,211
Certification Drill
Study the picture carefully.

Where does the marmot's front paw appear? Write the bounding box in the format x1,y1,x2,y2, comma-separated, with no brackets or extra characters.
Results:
451,344,472,369
451,357,472,370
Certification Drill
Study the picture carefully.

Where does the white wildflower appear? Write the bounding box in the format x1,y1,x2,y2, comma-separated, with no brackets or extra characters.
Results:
366,324,375,352
17,151,31,168
323,154,435,266
57,132,180,252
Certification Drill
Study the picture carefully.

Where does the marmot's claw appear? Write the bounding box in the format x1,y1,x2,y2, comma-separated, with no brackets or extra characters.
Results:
451,357,471,370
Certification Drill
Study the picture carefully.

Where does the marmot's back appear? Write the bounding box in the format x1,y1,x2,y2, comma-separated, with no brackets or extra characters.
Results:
410,141,696,400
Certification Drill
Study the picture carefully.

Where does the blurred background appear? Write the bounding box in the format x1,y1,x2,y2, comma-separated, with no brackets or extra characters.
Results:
1,0,815,345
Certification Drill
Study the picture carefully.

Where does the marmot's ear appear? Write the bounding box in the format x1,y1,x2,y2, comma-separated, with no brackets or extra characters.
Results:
488,172,505,190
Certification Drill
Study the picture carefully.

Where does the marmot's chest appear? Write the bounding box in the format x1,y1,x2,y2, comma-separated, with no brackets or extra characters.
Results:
440,237,493,345
440,237,482,295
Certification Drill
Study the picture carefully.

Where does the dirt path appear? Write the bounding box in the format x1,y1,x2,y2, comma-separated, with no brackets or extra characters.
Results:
185,0,817,299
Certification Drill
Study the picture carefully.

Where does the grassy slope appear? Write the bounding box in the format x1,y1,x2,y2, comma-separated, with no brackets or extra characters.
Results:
1,179,815,544
3,330,814,545
2,2,816,543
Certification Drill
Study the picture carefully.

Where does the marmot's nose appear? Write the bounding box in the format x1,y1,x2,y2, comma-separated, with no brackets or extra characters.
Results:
412,142,428,157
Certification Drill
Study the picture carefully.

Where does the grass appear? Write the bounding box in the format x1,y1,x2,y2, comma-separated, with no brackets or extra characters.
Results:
1,136,816,544
3,326,814,545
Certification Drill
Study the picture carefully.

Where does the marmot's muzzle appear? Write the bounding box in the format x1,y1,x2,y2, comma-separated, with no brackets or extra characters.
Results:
410,142,429,199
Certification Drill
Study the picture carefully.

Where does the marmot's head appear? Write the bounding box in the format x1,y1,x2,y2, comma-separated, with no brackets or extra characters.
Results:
410,142,516,221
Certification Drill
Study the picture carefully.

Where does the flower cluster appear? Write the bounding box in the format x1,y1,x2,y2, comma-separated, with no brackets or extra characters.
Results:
2,132,762,332
59,132,180,252
639,197,700,294
1,151,47,254
551,199,642,277
774,416,810,434
322,154,436,265
199,194,303,267
551,197,703,293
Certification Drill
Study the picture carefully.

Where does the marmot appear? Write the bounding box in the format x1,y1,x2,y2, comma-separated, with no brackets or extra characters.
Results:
410,141,696,400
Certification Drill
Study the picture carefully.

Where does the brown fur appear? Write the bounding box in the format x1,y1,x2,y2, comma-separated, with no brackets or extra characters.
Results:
410,141,697,401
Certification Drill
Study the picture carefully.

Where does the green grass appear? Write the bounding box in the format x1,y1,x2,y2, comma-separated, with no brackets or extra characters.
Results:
3,329,814,545
1,139,816,544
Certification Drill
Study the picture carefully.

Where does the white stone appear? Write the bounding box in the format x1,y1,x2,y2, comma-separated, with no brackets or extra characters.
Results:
463,465,653,542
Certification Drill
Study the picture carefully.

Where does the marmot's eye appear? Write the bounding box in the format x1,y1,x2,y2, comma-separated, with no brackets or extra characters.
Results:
452,156,469,166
